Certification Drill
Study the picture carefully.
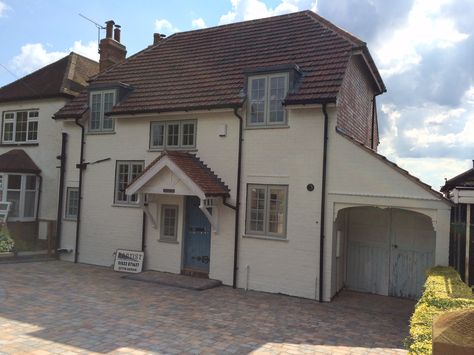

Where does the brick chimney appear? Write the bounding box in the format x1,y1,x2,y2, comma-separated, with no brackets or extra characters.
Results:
99,20,126,72
153,33,166,45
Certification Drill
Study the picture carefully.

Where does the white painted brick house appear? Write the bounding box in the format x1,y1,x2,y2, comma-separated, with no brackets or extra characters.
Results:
54,12,451,301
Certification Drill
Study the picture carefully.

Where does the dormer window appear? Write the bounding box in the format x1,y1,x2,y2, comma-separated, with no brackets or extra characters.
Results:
247,73,288,127
89,90,116,132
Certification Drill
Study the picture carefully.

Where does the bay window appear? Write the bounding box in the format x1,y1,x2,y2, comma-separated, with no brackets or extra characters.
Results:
0,173,39,221
2,110,39,144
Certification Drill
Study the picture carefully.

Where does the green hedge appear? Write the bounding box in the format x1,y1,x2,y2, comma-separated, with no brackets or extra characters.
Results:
0,226,14,252
407,266,474,354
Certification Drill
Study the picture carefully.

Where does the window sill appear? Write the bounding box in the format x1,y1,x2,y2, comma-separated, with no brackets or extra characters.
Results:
245,125,289,130
87,131,116,135
0,143,39,147
242,234,288,242
158,239,179,244
111,203,141,208
148,148,198,152
63,218,77,222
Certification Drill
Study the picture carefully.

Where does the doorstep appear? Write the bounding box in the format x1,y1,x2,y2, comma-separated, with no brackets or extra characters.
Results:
123,270,222,290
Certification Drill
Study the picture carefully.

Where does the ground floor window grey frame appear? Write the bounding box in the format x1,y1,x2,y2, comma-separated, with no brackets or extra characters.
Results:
65,187,79,220
160,205,179,242
245,184,288,238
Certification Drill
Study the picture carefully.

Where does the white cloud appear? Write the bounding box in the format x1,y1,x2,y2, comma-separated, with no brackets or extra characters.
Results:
219,0,318,25
191,18,207,29
10,41,99,75
0,1,10,17
374,0,469,78
155,19,179,34
378,86,474,190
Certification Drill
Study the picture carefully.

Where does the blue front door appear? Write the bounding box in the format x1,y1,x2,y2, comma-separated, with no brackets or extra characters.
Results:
184,196,211,272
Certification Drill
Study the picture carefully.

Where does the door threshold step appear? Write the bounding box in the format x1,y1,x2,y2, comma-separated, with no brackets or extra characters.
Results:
181,268,209,279
123,270,221,291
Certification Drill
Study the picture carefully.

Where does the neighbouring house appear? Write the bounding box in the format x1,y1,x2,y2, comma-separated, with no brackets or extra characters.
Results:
441,161,474,286
54,11,451,301
0,52,98,251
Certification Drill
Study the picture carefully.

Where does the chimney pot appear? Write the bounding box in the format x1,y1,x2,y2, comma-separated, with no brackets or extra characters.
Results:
105,20,115,39
114,25,121,43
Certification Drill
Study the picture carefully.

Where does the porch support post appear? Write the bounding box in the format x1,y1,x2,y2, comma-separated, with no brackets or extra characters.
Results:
139,193,158,229
199,198,219,234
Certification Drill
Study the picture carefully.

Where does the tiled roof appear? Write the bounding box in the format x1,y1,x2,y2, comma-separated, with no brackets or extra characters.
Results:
0,149,41,174
0,52,98,103
54,10,384,119
336,128,452,205
133,151,230,197
441,166,474,192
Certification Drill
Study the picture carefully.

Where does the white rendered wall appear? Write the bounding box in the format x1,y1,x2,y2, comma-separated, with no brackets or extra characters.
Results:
0,98,67,221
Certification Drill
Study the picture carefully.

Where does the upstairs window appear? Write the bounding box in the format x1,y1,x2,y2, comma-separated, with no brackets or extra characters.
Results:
150,120,197,150
89,90,116,133
2,110,39,144
248,73,288,127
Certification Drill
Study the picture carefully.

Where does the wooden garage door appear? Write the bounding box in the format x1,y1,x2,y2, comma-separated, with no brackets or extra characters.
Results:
346,207,435,299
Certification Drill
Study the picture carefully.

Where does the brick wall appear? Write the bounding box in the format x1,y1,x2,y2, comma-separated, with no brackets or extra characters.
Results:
336,55,379,149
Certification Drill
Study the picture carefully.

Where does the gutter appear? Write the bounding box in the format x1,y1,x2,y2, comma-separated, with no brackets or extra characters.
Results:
221,107,244,289
319,103,329,302
55,133,67,255
74,118,86,263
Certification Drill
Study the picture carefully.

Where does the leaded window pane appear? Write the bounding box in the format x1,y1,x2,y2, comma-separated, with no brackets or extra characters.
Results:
167,123,180,147
182,122,195,147
151,123,165,148
250,78,266,123
3,122,13,141
15,112,27,142
103,92,114,130
27,121,38,141
90,93,102,131
269,76,286,123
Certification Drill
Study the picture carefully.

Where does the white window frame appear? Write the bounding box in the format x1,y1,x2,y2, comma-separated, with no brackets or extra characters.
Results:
65,187,79,220
88,90,116,133
245,184,288,238
247,73,289,127
160,205,179,242
149,120,197,150
0,173,39,222
2,110,39,144
114,160,144,205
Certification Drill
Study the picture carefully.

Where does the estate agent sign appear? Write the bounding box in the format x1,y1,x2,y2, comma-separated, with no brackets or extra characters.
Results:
114,249,144,273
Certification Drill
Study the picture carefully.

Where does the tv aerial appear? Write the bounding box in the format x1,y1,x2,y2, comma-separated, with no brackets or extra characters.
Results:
79,13,105,53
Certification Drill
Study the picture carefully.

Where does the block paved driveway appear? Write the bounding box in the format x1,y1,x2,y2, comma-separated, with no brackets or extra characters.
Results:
0,261,414,355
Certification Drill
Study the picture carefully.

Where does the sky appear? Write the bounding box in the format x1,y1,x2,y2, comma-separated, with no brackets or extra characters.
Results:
0,0,472,191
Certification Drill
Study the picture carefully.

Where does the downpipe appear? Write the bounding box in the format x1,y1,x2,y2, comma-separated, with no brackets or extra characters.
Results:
319,103,329,302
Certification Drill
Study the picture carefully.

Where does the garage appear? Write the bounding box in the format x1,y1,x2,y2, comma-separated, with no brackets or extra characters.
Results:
334,206,436,299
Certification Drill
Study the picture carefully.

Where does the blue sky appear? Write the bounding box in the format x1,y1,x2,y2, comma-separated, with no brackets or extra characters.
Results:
0,0,473,190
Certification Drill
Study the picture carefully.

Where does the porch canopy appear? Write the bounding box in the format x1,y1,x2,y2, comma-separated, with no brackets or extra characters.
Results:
126,151,230,232
0,149,41,174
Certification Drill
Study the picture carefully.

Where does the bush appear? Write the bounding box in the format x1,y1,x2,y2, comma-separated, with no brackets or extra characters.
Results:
0,226,14,252
407,266,474,354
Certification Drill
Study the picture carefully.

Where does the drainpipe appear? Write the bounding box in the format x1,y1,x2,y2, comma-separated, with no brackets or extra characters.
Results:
370,95,376,149
319,103,329,302
55,133,67,256
74,118,85,263
141,210,147,270
231,107,244,289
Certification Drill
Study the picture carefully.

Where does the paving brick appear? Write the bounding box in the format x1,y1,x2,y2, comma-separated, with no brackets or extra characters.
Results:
0,261,414,354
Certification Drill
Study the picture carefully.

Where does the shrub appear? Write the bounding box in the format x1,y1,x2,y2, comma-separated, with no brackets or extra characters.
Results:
407,266,474,354
0,226,14,252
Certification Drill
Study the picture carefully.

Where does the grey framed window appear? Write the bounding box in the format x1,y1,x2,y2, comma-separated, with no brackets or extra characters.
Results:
114,161,144,205
2,110,39,143
65,187,79,220
246,184,288,238
160,205,179,241
247,73,288,127
149,120,196,150
89,90,116,133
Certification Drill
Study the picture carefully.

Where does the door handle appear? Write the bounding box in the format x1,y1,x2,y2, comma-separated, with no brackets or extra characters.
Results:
392,244,398,249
